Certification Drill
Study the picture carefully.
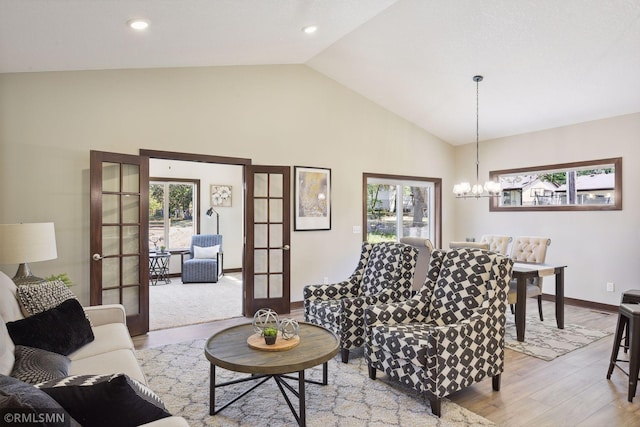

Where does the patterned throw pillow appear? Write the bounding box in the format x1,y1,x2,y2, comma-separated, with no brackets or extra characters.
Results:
16,280,76,317
36,373,172,427
10,345,70,384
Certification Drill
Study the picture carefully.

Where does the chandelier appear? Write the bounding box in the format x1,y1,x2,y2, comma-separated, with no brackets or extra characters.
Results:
453,75,502,198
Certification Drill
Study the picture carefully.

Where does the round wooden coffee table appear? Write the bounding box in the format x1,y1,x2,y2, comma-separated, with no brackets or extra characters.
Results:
205,322,339,427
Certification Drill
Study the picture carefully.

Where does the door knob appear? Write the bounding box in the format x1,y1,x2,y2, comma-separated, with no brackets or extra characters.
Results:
282,245,290,251
92,253,103,261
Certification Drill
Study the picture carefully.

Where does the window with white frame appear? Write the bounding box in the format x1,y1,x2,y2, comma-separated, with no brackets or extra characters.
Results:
364,174,440,245
149,179,199,251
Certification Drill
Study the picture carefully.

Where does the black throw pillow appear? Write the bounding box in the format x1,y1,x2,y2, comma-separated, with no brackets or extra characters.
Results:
6,299,94,356
37,373,172,427
0,374,80,427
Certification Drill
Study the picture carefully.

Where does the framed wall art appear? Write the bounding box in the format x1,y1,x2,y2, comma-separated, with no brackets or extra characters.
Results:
294,166,331,231
210,185,232,207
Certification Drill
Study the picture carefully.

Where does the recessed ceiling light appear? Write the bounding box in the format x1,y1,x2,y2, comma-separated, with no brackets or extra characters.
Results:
302,25,318,34
127,19,150,31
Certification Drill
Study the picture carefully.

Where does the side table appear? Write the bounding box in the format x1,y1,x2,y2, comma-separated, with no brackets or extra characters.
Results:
149,252,171,285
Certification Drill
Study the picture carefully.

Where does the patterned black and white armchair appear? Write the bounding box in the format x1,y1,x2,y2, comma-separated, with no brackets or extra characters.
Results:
303,242,418,363
364,248,513,417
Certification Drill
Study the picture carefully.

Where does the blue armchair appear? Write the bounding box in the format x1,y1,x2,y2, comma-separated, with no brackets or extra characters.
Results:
182,234,223,283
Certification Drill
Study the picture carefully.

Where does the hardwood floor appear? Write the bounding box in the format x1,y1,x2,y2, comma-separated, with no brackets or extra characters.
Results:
133,299,639,426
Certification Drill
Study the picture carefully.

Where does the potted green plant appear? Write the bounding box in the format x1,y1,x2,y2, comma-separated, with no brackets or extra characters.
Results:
262,326,278,345
159,245,166,253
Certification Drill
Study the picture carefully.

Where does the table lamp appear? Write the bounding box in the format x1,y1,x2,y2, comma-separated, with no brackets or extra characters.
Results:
0,222,58,285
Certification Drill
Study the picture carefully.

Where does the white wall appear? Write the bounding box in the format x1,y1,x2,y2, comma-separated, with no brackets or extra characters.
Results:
453,113,640,305
149,159,244,271
0,65,455,306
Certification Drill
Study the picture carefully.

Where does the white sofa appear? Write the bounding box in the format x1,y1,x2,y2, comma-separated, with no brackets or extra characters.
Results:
0,271,188,427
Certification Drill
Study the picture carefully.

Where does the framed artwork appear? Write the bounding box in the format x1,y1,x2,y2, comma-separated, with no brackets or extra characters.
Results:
294,166,331,231
210,185,232,207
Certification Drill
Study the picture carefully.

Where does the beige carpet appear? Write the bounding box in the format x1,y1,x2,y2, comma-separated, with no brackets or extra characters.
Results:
137,340,496,427
149,273,243,331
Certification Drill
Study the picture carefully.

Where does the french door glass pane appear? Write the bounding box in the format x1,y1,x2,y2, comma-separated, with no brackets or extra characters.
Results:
102,163,120,192
123,286,139,315
122,195,139,223
254,224,268,248
122,164,140,192
254,275,268,298
102,258,120,287
269,224,282,248
123,226,139,254
102,226,120,256
269,174,283,197
254,173,268,197
270,274,283,298
102,195,119,223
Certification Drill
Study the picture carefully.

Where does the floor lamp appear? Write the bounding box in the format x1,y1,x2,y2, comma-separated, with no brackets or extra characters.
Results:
206,207,220,234
0,222,58,285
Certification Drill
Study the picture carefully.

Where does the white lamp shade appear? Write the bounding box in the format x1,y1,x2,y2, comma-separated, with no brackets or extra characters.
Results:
0,223,58,265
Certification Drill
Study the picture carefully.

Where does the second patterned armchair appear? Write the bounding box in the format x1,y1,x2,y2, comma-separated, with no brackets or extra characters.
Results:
303,241,418,363
364,248,513,416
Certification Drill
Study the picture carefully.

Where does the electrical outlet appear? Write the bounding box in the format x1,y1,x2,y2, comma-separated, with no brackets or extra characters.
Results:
606,282,615,292
352,225,362,234
323,277,329,284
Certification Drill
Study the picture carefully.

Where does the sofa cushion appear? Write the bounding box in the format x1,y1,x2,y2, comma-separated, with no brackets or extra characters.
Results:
16,280,75,316
11,346,70,385
37,373,171,427
0,317,15,376
68,323,133,361
0,374,80,427
68,349,147,384
6,299,94,356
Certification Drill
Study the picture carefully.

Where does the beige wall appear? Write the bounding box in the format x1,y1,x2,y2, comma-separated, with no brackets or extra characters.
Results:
0,65,455,306
453,112,640,305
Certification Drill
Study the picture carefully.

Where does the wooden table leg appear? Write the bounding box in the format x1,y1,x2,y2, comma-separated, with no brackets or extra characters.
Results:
516,275,527,342
555,268,565,329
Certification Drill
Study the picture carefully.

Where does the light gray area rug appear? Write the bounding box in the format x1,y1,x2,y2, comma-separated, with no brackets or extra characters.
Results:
504,314,611,361
149,273,243,330
137,339,496,427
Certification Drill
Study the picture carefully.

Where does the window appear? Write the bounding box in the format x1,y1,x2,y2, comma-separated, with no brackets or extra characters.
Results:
149,179,199,251
489,157,622,211
363,173,441,246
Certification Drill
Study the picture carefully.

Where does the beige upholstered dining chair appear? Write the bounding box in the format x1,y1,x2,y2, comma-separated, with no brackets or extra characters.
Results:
480,235,512,255
449,241,489,250
507,236,552,320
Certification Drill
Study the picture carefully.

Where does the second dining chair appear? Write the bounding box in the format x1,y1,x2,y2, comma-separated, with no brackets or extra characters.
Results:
507,236,551,321
480,234,513,255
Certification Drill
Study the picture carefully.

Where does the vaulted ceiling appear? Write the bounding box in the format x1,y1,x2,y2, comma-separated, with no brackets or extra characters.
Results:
1,0,639,145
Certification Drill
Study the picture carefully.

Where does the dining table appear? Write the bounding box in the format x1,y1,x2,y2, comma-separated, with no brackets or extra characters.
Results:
512,262,567,342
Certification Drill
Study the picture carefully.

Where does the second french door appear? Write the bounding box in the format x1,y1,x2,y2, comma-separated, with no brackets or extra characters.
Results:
243,165,291,316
